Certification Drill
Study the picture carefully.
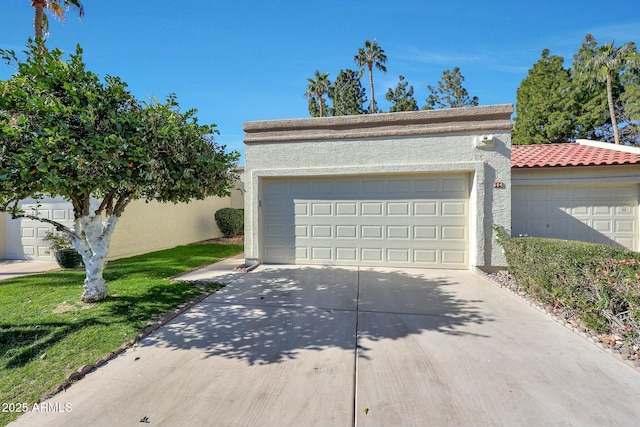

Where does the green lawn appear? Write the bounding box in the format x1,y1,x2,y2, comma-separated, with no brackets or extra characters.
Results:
0,243,243,426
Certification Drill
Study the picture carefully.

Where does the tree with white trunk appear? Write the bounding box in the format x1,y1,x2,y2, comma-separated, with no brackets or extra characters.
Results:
0,41,239,302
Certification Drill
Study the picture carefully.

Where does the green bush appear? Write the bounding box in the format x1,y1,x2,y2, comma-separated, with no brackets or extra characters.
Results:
214,208,244,237
497,232,640,342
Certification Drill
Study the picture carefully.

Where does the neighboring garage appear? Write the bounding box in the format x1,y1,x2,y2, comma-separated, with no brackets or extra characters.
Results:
512,140,640,251
3,196,75,260
243,105,513,270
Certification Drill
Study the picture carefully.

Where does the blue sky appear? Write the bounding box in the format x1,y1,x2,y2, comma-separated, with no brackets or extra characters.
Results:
2,1,640,164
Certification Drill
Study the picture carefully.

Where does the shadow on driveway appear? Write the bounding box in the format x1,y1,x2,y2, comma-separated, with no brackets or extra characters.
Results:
141,265,492,365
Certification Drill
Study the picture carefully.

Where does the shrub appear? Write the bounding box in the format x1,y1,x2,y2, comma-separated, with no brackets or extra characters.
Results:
214,208,244,237
497,233,640,344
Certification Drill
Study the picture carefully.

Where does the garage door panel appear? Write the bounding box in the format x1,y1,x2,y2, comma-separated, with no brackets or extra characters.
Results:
592,220,612,233
615,220,635,233
387,202,410,216
361,203,383,216
361,225,383,239
263,174,469,269
441,201,466,216
336,203,357,216
442,226,467,240
414,249,437,264
442,250,467,265
336,247,357,261
615,236,635,248
361,180,384,194
593,205,613,216
387,179,411,193
414,226,437,239
414,202,437,215
570,205,589,216
387,226,410,239
361,248,383,262
616,205,635,216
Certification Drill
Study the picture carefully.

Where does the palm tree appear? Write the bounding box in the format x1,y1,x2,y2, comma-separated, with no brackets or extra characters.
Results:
355,39,387,113
31,0,85,40
584,40,636,144
304,70,331,117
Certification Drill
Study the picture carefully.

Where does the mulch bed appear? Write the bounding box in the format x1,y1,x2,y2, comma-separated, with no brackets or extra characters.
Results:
199,236,245,246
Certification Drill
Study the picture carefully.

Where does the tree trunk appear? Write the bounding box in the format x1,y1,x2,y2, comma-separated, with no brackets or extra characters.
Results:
73,214,118,303
33,1,45,39
317,90,324,117
82,258,107,303
368,63,375,113
606,70,620,145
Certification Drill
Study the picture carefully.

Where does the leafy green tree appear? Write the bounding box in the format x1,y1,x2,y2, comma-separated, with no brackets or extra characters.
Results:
30,0,84,39
583,40,638,144
423,67,478,110
513,49,575,145
569,34,610,140
385,75,418,112
328,68,367,116
0,41,239,302
355,39,387,113
304,70,331,117
618,45,640,143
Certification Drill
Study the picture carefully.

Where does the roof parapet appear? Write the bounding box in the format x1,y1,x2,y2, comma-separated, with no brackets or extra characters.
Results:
244,104,513,143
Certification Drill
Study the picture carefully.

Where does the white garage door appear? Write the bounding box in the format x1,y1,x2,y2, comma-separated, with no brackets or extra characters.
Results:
262,174,470,269
4,198,75,260
512,185,638,250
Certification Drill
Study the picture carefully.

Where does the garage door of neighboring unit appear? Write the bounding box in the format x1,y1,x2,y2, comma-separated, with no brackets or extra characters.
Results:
4,200,75,260
512,185,638,250
262,174,470,269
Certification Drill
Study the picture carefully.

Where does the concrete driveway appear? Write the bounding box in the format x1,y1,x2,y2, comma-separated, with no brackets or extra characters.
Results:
10,265,640,426
0,260,59,281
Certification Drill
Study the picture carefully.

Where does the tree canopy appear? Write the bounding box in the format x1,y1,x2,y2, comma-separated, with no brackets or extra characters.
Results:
329,68,367,116
355,39,387,113
423,67,478,110
514,34,640,145
513,49,575,145
385,75,418,112
306,41,479,116
0,41,239,302
582,40,639,144
304,70,330,118
31,0,85,39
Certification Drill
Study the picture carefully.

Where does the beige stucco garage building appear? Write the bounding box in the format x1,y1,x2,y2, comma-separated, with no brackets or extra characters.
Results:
243,105,513,270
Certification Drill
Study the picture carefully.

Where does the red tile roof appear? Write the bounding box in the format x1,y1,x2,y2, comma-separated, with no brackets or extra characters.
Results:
511,142,640,168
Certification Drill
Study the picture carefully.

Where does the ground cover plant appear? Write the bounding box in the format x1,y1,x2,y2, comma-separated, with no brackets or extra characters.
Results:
496,229,640,354
0,242,242,426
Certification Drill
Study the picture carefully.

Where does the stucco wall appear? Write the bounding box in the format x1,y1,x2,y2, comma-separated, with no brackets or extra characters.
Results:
244,105,513,268
0,178,244,261
109,179,244,260
0,215,5,259
108,195,231,260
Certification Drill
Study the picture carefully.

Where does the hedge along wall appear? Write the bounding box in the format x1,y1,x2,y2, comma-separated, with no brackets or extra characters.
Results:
499,234,640,340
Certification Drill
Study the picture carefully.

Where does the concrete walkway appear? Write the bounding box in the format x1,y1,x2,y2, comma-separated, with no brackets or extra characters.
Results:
10,265,640,426
0,259,59,281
